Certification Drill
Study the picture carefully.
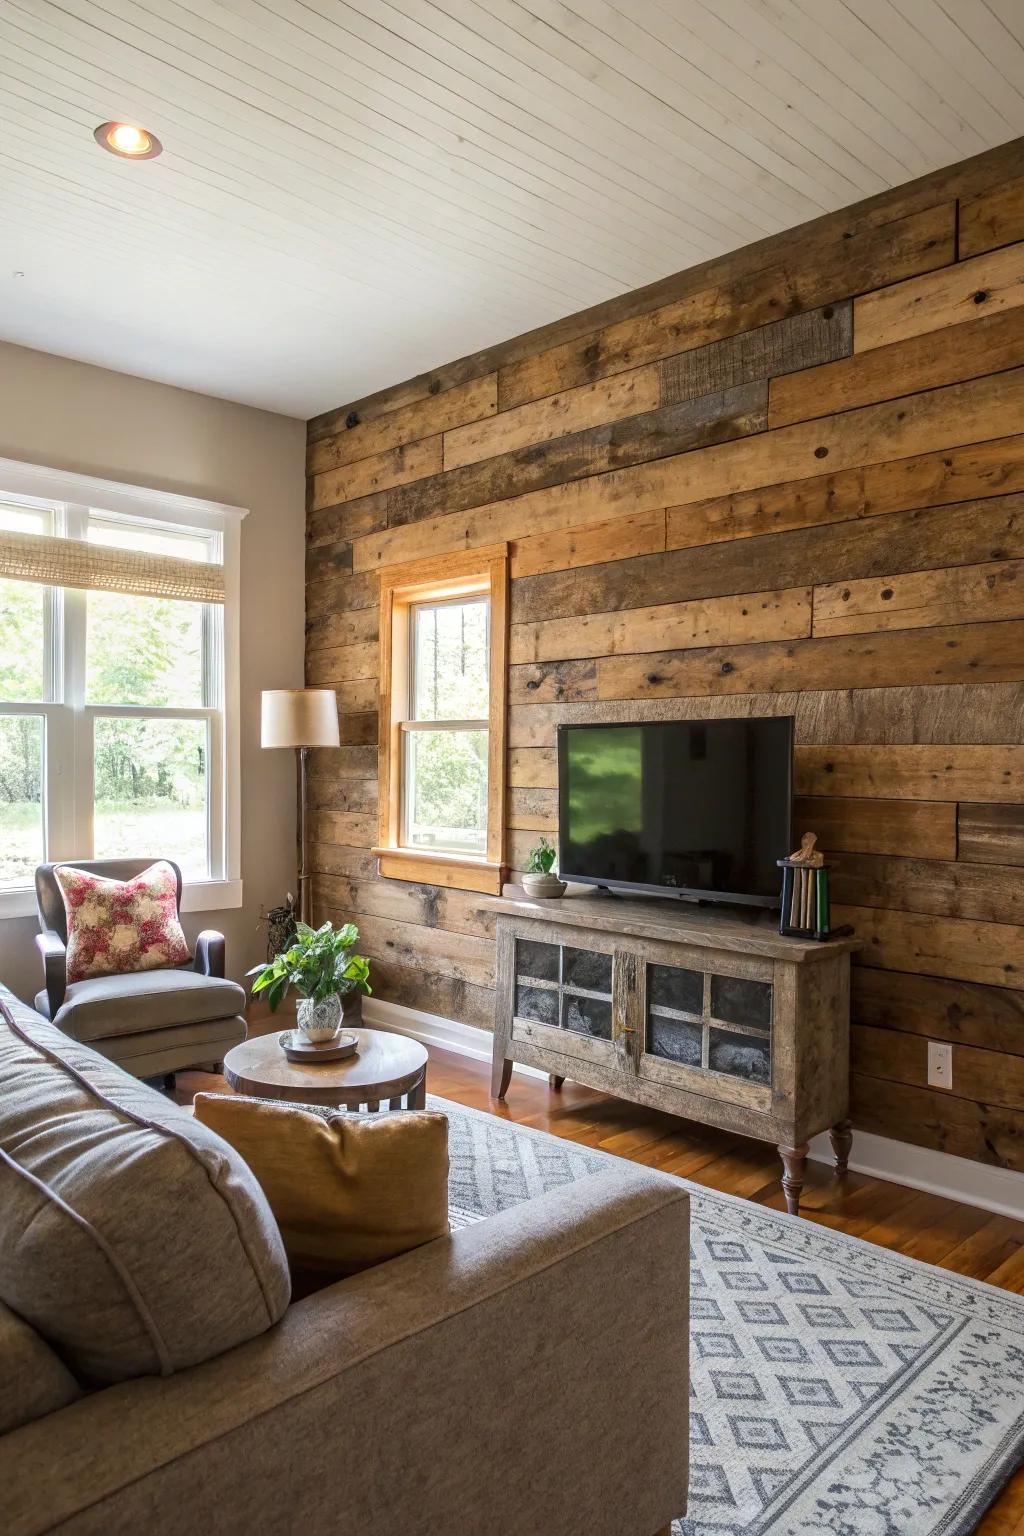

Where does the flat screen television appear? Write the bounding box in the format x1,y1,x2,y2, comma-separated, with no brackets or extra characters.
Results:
557,717,793,908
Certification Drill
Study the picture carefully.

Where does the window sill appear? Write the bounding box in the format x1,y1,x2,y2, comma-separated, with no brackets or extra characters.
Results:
0,877,243,921
374,848,504,895
181,878,244,914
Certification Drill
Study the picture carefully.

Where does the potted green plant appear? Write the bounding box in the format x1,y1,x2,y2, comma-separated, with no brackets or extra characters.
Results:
522,836,566,899
247,921,372,1043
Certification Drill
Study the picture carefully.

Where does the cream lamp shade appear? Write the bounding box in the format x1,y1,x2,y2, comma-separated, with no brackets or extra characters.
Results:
261,689,340,749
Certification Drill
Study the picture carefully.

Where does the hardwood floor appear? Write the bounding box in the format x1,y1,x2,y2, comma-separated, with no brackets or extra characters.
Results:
177,1040,1024,1535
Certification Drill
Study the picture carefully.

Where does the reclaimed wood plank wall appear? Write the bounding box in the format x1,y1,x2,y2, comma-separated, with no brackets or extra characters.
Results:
305,137,1024,1172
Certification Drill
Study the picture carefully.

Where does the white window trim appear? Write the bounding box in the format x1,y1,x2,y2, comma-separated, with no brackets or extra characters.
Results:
0,457,246,920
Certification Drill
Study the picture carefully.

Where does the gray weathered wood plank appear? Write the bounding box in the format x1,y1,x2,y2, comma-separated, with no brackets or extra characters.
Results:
660,302,852,405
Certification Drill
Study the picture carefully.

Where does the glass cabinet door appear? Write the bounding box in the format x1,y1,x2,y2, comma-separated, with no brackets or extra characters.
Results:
513,938,613,1042
644,959,772,1092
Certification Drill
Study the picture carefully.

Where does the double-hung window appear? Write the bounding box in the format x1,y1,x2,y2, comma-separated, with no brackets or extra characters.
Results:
0,458,243,917
377,547,508,894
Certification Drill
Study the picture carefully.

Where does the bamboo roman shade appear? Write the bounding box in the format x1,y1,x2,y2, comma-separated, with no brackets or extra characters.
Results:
0,531,224,604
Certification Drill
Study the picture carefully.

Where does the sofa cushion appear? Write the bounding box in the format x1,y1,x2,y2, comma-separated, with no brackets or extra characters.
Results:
54,860,190,984
193,1093,449,1288
0,992,290,1386
48,968,247,1042
0,1299,81,1434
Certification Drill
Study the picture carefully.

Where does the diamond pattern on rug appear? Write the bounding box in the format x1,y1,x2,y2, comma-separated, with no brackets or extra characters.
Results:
426,1096,1024,1535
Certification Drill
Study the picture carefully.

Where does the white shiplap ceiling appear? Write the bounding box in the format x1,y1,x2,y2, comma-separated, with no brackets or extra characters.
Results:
2,0,1024,420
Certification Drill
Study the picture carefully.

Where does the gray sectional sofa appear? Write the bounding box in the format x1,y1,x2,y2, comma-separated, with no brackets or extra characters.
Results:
0,982,689,1536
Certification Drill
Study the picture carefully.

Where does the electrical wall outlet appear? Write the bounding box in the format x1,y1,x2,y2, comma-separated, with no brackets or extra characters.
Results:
927,1041,953,1090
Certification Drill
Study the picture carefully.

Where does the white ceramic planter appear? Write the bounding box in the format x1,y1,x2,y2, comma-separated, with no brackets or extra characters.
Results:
522,872,567,899
296,993,343,1043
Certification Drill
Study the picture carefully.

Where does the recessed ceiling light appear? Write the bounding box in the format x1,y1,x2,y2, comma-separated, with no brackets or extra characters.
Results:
94,121,162,160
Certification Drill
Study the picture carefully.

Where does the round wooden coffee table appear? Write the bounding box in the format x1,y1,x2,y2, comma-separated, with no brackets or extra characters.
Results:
223,1028,428,1111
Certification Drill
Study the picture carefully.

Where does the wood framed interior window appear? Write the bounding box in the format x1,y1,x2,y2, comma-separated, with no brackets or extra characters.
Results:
375,545,508,895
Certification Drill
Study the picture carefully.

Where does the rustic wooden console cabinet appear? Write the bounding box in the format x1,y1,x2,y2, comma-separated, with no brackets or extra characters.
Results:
489,892,860,1214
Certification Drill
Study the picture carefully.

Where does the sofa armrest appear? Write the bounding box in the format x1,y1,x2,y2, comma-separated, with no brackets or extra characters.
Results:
34,931,67,1018
193,929,225,978
1,1164,689,1536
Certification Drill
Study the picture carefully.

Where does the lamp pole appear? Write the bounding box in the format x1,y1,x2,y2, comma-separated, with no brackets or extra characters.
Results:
260,690,340,932
297,743,311,926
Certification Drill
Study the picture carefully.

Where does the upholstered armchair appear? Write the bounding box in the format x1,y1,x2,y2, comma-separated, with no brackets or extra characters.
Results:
34,859,246,1081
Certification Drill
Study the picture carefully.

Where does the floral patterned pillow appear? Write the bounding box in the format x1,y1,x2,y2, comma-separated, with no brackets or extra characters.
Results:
54,861,190,985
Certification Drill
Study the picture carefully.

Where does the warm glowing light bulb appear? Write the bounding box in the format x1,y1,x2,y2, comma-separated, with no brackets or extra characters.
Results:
94,121,162,159
110,124,147,152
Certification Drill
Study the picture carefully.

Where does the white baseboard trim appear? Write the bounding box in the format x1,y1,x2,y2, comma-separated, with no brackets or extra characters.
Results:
364,998,1024,1219
807,1127,1024,1221
361,997,547,1079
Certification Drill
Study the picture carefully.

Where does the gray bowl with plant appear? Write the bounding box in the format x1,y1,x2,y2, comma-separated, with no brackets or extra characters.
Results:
247,921,372,1043
522,837,566,899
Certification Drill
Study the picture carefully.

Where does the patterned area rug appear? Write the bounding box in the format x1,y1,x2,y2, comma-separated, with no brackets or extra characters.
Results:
430,1095,1024,1536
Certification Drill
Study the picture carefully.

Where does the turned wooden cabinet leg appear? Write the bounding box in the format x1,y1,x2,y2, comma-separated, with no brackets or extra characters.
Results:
491,1056,513,1099
830,1118,853,1176
778,1142,809,1216
549,1073,565,1090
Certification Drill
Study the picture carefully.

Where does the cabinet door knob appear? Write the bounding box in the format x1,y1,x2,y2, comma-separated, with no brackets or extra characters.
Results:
621,1025,635,1034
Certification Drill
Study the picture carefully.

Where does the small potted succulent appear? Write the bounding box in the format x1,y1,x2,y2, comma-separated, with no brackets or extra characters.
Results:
247,921,372,1043
522,836,566,900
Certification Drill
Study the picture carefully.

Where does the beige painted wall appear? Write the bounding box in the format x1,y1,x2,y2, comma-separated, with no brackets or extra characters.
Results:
0,340,306,1001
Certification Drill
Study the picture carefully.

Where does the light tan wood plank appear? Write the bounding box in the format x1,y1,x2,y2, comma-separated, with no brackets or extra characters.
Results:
372,850,503,895
309,374,497,475
770,305,1024,427
508,746,557,789
812,559,1024,636
508,786,557,832
311,434,442,510
352,369,1024,572
443,365,659,470
796,744,1024,802
510,507,666,580
510,585,811,664
530,493,1024,628
854,240,1024,352
667,436,1024,555
837,904,1024,989
510,621,1024,706
507,685,1024,751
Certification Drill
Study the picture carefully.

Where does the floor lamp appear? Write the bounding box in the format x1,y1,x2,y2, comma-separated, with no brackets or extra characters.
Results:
261,689,340,927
